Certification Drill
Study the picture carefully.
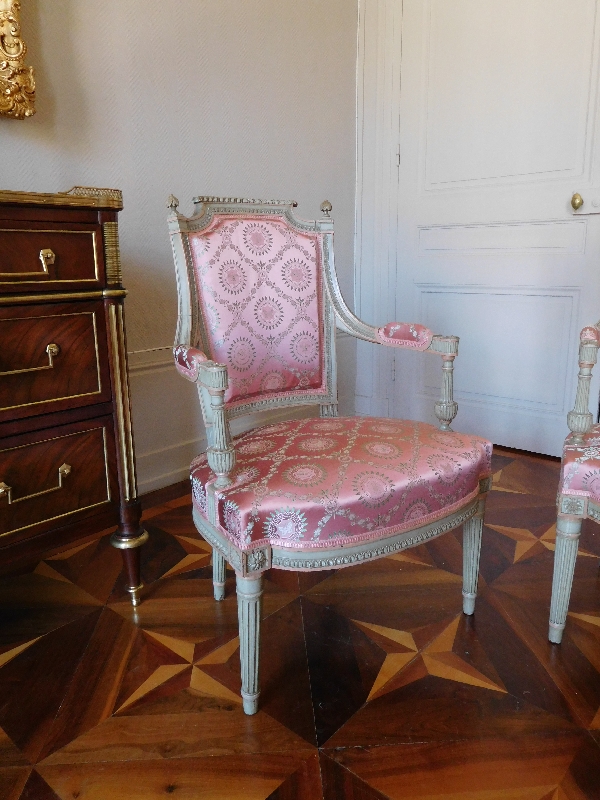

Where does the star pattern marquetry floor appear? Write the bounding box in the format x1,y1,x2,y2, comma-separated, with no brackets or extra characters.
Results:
0,447,599,799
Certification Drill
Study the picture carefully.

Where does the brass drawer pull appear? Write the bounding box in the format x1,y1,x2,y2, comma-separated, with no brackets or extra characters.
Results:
0,463,72,504
39,249,56,272
0,342,60,377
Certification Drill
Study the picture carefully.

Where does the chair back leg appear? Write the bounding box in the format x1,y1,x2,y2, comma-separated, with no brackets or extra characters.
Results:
236,572,263,715
549,514,582,643
462,495,487,615
212,549,227,601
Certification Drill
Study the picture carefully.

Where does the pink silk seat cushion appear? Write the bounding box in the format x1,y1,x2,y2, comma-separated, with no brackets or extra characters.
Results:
560,424,600,503
190,417,492,552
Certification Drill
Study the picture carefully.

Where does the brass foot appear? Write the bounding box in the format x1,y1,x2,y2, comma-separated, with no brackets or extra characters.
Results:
127,583,143,607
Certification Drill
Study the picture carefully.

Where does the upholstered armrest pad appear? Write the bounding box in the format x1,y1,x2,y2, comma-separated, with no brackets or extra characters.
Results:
580,326,600,346
377,322,434,351
173,344,209,381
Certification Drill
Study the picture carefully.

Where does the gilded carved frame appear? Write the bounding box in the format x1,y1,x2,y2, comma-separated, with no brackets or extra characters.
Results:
0,0,35,119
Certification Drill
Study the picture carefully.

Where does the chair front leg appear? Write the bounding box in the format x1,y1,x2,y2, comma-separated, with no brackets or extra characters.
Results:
236,572,263,715
213,549,227,601
549,514,582,643
462,496,486,615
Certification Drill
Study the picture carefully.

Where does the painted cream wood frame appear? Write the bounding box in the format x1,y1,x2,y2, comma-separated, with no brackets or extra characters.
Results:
549,322,600,643
168,196,488,715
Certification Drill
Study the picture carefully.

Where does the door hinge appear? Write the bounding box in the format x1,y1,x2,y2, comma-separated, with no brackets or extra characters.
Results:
396,146,401,167
391,356,396,382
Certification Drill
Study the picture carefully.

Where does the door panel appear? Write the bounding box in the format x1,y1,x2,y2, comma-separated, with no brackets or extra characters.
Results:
424,1,596,188
417,220,587,255
356,0,600,455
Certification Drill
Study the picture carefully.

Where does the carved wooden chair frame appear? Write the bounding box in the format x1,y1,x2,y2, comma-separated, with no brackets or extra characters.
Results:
168,197,491,714
549,321,600,643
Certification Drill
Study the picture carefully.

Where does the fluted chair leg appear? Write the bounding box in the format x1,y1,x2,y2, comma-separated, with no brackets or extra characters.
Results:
213,549,227,601
462,500,486,615
549,514,582,643
236,572,263,715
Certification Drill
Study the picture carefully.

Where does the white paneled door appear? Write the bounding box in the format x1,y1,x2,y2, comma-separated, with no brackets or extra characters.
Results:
356,0,600,455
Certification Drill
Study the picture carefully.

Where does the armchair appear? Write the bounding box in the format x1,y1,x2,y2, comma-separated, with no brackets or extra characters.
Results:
549,321,600,643
168,196,492,714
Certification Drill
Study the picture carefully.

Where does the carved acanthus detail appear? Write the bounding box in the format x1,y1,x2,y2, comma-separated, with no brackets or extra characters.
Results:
0,1,35,119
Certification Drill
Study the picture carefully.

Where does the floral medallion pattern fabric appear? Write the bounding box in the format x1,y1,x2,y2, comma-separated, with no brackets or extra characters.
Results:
377,321,434,350
190,416,491,552
173,345,208,381
560,425,600,503
188,215,326,407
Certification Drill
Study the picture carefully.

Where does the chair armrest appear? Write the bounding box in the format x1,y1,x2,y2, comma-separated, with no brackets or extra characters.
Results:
350,317,459,430
377,322,434,351
567,324,600,444
331,299,459,429
579,325,600,348
320,220,459,357
376,322,461,360
173,344,210,382
328,287,458,356
377,324,463,370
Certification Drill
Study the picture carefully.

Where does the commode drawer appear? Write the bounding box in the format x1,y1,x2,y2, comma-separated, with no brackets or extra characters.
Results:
0,301,112,423
0,225,101,288
0,419,117,543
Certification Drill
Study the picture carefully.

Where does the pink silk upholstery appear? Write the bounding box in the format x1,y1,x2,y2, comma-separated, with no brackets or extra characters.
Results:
560,425,600,503
377,322,434,351
191,416,491,552
173,345,209,382
188,215,327,408
580,326,600,347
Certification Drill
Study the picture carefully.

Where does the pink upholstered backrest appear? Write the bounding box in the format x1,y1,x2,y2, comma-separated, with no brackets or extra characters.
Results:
188,214,328,408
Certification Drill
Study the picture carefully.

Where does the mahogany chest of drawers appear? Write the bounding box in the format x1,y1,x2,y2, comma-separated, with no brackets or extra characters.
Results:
0,187,146,604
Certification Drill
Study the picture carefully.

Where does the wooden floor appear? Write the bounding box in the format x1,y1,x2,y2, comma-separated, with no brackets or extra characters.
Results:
0,447,599,799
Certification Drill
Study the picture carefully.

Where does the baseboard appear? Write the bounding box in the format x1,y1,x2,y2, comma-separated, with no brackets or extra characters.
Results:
140,479,190,509
136,436,207,494
128,346,173,375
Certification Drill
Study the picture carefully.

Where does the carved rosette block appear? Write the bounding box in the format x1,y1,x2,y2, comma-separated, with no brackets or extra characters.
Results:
560,495,586,517
236,573,263,715
0,1,35,119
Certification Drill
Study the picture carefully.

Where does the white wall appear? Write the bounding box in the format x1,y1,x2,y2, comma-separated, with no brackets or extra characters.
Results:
1,0,358,492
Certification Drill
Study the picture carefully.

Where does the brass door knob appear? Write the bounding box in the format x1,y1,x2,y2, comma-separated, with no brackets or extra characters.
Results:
571,193,584,210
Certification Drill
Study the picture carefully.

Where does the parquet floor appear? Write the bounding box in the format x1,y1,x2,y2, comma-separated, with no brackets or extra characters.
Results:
0,447,599,799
